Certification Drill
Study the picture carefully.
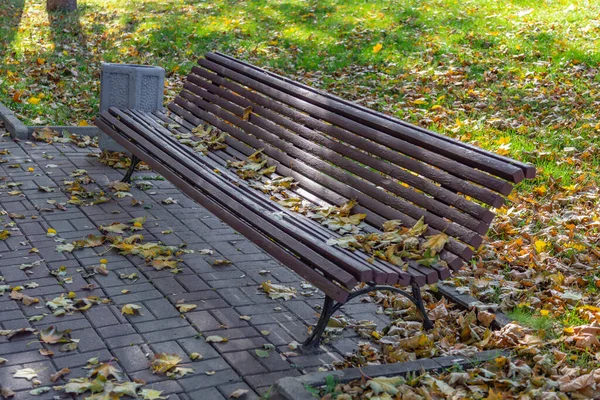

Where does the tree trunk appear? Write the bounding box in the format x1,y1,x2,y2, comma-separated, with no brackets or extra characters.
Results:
46,0,77,12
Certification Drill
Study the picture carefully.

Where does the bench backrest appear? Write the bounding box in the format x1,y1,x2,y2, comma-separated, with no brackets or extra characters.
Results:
167,52,535,272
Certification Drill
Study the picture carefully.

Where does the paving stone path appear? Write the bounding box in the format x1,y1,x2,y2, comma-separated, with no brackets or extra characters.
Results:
0,128,392,399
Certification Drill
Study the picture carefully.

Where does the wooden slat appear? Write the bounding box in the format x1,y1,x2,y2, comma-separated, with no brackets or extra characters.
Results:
183,78,495,230
165,102,466,271
94,117,351,302
151,111,433,285
188,68,505,209
214,51,536,179
180,85,487,236
127,109,401,285
194,60,513,196
204,52,527,183
114,109,375,285
171,95,477,262
175,91,484,249
99,109,360,291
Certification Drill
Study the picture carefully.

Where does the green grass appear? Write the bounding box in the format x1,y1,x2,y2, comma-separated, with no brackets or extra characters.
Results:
506,307,555,335
1,0,599,189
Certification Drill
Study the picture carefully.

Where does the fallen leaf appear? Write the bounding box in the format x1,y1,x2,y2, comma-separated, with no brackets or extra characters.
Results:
206,335,228,343
121,304,142,315
13,368,38,380
229,389,249,398
50,367,71,382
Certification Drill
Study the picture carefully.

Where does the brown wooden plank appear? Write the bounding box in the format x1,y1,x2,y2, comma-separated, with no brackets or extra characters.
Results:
183,78,495,228
188,69,505,210
193,61,513,196
117,109,375,284
155,109,464,273
94,116,351,303
163,102,467,270
129,109,393,285
164,104,389,228
152,111,419,286
214,51,536,179
204,53,526,183
177,90,484,248
170,96,476,262
100,109,360,290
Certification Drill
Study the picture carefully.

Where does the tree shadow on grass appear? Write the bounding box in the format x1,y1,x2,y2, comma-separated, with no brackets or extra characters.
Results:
0,0,25,61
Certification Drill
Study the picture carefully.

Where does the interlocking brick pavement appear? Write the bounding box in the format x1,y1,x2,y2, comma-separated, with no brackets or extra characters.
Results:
0,128,382,398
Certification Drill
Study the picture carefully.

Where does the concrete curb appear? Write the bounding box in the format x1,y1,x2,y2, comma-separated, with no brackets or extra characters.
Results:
271,349,508,399
28,126,101,137
0,102,101,141
435,283,512,328
0,102,29,140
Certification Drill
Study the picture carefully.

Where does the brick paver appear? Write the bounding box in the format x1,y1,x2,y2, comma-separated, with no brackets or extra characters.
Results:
0,127,378,398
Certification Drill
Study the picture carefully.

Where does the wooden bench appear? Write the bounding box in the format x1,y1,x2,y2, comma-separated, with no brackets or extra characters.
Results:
95,52,536,349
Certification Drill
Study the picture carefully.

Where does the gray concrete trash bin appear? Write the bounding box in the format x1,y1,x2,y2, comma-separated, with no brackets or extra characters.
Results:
98,63,166,151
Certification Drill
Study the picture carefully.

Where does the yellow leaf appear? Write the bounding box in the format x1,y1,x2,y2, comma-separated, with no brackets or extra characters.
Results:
37,58,45,65
564,326,574,334
533,185,547,196
534,240,547,253
540,309,549,316
421,233,448,255
372,43,383,53
242,106,252,121
78,120,89,127
485,389,503,400
28,97,41,105
176,304,197,313
121,304,142,315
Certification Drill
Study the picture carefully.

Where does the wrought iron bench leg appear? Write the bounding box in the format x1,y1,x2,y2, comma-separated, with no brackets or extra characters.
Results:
121,155,140,183
302,284,433,351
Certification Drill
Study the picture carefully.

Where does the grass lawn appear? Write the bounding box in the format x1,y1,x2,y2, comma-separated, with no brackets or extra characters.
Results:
0,0,599,190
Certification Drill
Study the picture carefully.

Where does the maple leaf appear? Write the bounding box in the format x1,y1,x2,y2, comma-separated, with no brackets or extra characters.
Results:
366,376,405,395
13,368,38,380
40,326,72,344
50,367,71,382
10,290,39,306
107,181,131,192
205,335,228,343
261,281,297,300
56,243,75,253
151,257,178,270
63,378,92,394
0,387,15,399
89,362,123,381
100,223,130,234
176,304,197,313
151,353,182,374
121,304,142,315
421,233,448,255
140,389,167,400
229,389,249,398
73,234,106,248
110,382,143,397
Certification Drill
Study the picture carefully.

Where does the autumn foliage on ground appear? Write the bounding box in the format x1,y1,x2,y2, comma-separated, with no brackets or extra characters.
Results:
1,0,599,398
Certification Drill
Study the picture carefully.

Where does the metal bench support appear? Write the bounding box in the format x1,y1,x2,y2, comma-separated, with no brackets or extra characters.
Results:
302,282,433,351
121,155,141,183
